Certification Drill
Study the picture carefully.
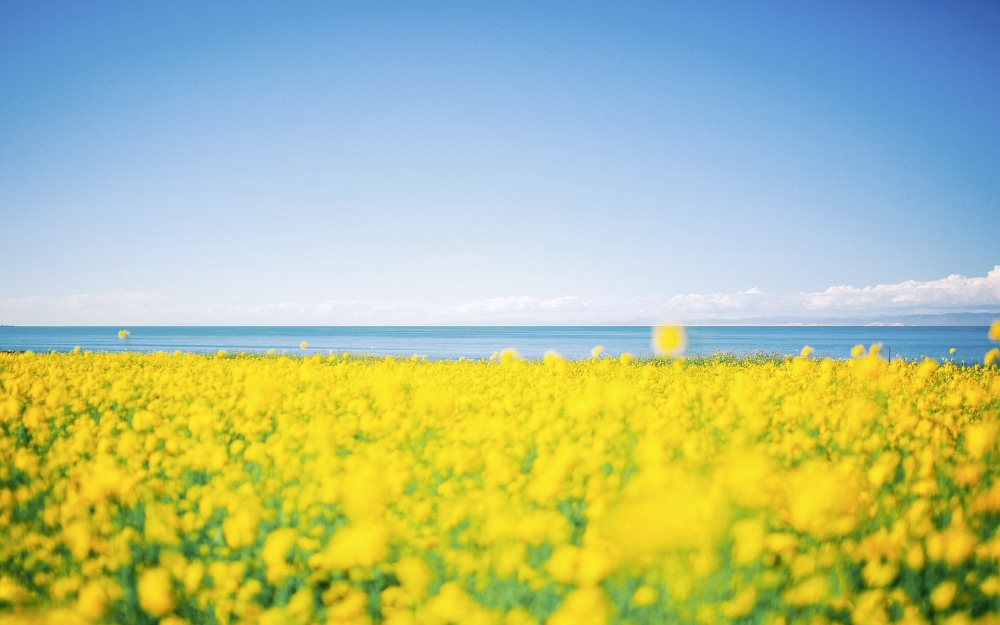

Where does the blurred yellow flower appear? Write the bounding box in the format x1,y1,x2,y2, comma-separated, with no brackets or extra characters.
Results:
500,348,519,364
720,586,757,619
781,576,827,606
543,350,564,366
986,348,1000,366
930,580,957,610
117,329,130,339
138,568,174,616
262,528,299,585
652,324,685,356
631,585,657,607
0,577,35,605
76,580,107,619
547,587,609,625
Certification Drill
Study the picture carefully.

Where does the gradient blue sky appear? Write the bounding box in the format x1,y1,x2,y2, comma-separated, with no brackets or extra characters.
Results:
2,1,999,324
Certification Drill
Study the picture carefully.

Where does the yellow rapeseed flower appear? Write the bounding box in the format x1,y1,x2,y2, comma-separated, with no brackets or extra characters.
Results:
75,580,107,619
986,348,1000,366
652,324,685,356
720,586,757,619
262,528,299,585
631,585,658,607
0,577,36,605
137,568,174,616
930,580,957,610
547,587,610,625
500,348,519,364
781,576,827,606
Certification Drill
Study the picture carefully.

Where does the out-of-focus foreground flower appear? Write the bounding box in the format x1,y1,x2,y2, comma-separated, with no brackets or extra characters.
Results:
651,324,685,356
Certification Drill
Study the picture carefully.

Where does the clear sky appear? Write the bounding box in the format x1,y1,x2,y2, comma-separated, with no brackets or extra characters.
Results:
2,1,998,324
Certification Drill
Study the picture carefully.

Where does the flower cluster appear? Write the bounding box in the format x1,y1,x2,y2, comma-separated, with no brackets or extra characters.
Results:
1,332,1000,624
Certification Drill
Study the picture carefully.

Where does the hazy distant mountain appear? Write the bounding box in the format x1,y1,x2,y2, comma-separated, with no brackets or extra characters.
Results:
683,312,1000,327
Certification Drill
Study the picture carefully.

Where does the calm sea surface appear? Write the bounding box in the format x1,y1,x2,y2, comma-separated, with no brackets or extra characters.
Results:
0,326,994,362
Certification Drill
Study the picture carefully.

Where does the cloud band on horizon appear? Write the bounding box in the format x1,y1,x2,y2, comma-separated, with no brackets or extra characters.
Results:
3,267,998,326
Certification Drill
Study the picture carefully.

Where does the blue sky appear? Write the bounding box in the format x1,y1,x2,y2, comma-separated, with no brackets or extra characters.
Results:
1,1,998,324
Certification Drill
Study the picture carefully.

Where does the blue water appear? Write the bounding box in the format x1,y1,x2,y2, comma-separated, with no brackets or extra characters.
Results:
0,326,995,362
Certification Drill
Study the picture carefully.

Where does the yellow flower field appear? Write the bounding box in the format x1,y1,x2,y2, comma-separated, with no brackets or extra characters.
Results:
2,336,1000,624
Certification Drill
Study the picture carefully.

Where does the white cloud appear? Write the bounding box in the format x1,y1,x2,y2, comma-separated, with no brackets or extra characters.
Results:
803,266,1000,311
2,267,998,325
